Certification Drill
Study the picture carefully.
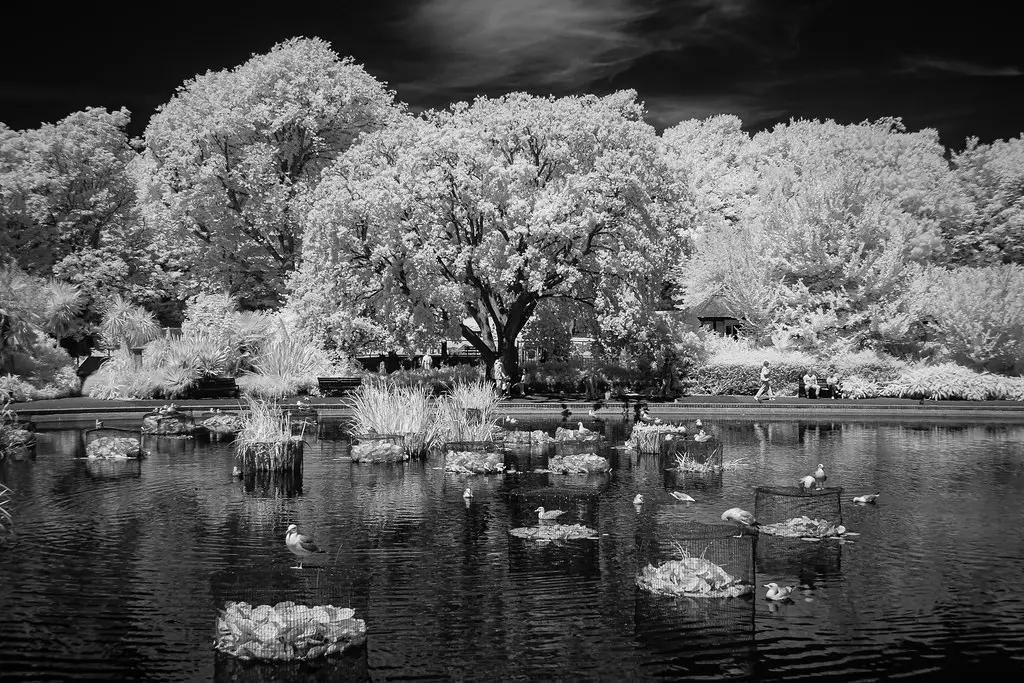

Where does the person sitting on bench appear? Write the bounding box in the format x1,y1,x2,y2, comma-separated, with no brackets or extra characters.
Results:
803,370,820,399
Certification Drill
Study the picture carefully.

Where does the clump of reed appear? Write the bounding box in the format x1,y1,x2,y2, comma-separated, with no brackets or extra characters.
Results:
346,379,439,455
235,397,306,472
433,380,503,443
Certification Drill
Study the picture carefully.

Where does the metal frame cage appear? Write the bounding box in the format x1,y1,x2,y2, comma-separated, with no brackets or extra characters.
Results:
210,568,368,681
754,485,844,526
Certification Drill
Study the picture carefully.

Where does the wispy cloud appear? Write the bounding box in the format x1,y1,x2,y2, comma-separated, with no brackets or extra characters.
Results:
899,56,1023,78
395,0,773,101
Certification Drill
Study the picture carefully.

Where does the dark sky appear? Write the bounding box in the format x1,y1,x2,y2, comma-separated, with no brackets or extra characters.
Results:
2,0,1021,149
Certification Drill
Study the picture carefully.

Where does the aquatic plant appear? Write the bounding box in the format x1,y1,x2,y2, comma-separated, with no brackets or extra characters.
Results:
235,397,306,472
433,380,503,443
346,380,439,454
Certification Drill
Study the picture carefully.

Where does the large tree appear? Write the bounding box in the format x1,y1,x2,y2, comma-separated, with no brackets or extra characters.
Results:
950,135,1024,265
672,117,964,351
292,91,686,381
136,37,403,308
0,107,137,275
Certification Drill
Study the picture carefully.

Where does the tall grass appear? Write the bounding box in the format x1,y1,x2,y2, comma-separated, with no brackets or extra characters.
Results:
235,396,306,471
346,379,438,453
433,380,503,443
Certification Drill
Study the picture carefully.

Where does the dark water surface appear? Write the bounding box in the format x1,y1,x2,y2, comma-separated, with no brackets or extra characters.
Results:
2,416,1023,682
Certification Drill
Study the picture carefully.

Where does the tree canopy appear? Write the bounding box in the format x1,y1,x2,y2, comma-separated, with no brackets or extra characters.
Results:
291,90,688,379
0,107,137,275
672,117,965,351
136,37,403,308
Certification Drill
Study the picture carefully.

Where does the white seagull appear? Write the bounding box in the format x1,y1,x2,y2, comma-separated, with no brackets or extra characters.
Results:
764,583,796,601
852,493,881,504
799,475,816,492
535,506,566,520
670,491,696,503
721,507,760,537
463,487,474,499
285,524,326,569
814,463,827,489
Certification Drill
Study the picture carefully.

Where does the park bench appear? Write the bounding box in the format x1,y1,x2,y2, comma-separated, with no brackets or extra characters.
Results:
189,376,240,399
317,376,363,397
798,377,834,399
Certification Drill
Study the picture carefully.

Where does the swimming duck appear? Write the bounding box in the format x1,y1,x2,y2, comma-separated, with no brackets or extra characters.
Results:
852,493,880,504
463,487,473,499
764,583,796,601
633,494,644,505
799,475,816,492
670,491,695,502
560,404,572,419
232,466,243,478
285,524,326,569
814,463,827,489
721,507,760,537
535,506,566,520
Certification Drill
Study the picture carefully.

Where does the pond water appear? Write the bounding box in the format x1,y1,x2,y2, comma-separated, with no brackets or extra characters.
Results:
1,416,1023,682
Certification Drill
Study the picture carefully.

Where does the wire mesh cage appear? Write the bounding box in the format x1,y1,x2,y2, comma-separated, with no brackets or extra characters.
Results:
754,485,844,537
81,427,143,459
636,523,757,596
349,434,407,463
141,409,197,436
210,568,368,678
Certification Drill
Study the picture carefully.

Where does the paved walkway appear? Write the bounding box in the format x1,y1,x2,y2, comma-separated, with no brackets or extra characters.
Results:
9,393,1024,421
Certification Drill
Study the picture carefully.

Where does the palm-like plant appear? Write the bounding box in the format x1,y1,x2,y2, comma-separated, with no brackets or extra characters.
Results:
99,294,161,350
0,260,85,371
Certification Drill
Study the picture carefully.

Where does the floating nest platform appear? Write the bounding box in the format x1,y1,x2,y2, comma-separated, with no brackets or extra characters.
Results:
349,434,407,463
82,427,144,459
141,409,197,436
509,523,599,543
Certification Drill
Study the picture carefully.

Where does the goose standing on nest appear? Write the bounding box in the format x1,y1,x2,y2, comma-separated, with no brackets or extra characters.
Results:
799,475,816,492
814,463,827,490
670,491,695,503
853,493,880,504
721,507,760,537
535,506,566,521
764,583,796,601
285,524,326,569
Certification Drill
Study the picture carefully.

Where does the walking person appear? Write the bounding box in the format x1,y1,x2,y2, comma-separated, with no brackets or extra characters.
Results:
754,360,776,402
